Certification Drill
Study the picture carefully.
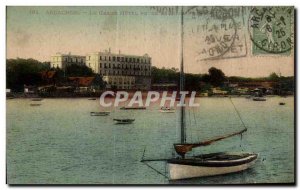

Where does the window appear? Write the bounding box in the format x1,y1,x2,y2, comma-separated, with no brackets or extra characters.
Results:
125,58,128,62
117,57,120,61
137,58,139,63
113,56,116,61
100,56,102,60
100,63,102,68
109,56,111,61
129,58,132,62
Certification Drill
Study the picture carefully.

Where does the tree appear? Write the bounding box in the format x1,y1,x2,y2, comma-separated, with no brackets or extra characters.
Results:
65,64,94,77
208,67,226,86
6,58,50,91
268,72,280,81
93,74,106,90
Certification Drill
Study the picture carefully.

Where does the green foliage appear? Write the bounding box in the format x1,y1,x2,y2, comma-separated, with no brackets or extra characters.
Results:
6,58,50,91
151,66,179,84
65,64,94,77
268,72,280,81
93,74,106,89
208,67,226,87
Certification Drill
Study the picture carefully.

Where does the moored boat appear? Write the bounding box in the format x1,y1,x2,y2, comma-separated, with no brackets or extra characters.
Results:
90,111,110,116
159,107,175,113
279,102,286,105
167,152,258,180
113,119,135,124
31,98,43,101
30,103,41,106
141,7,258,181
253,97,266,101
120,106,146,110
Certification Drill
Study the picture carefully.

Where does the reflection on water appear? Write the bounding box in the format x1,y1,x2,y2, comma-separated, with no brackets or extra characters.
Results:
6,97,294,184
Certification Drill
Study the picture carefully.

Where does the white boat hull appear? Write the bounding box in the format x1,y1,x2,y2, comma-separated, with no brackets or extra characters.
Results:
168,153,257,180
159,110,175,113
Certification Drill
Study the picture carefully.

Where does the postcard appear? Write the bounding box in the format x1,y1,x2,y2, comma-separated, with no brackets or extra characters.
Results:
6,6,295,184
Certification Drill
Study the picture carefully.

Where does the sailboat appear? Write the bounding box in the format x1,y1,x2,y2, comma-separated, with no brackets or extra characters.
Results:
141,7,258,181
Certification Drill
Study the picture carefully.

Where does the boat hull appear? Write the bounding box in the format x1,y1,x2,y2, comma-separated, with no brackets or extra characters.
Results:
159,110,175,113
168,153,258,180
253,98,266,101
113,119,135,124
90,112,110,116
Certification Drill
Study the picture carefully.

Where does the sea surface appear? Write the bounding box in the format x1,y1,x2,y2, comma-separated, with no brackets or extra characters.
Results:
6,96,295,184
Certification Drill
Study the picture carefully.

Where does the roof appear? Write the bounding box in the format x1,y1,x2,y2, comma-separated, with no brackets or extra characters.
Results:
40,71,56,79
68,77,95,86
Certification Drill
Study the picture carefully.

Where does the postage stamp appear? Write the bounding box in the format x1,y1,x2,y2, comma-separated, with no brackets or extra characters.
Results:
248,7,294,55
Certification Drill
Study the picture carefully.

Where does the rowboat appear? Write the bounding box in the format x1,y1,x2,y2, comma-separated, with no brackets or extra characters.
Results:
159,107,175,113
30,103,41,106
31,98,43,101
113,119,135,124
120,106,146,110
90,112,110,116
253,97,266,101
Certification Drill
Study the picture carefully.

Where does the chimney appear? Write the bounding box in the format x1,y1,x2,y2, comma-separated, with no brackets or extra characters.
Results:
119,50,121,54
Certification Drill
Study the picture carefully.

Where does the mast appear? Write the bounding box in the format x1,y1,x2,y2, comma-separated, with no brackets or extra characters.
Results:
180,6,186,144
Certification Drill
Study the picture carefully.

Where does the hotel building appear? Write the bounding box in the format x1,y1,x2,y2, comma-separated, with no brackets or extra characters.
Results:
86,50,151,90
50,53,86,69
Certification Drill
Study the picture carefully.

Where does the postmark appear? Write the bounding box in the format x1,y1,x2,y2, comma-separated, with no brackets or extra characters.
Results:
248,7,293,55
185,6,247,61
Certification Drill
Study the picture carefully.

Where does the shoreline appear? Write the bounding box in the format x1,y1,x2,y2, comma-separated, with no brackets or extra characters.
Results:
6,94,294,99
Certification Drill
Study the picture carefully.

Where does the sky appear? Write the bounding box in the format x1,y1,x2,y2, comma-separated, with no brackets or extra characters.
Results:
6,6,294,77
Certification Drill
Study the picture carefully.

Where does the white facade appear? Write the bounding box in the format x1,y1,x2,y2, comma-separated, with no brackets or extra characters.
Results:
86,50,151,77
50,53,86,69
103,75,135,90
86,50,151,90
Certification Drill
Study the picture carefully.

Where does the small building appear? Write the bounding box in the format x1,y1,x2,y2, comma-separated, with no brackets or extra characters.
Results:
68,77,96,92
212,87,228,95
235,87,249,95
40,71,57,84
24,85,37,94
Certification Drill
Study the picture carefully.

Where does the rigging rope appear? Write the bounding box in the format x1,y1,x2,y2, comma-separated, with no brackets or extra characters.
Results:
229,97,246,150
229,97,247,130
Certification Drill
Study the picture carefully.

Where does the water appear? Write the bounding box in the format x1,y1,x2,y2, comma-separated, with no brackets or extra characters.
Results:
6,97,294,184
